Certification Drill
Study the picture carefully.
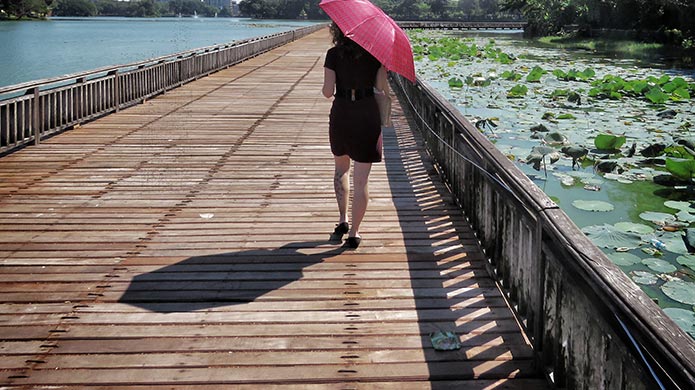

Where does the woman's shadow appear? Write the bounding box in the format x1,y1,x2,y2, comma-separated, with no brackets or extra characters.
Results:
118,240,347,313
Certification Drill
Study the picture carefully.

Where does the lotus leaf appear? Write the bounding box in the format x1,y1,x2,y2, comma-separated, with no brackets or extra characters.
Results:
677,254,695,270
508,84,528,98
676,138,695,150
671,88,691,101
557,113,577,120
594,134,626,151
582,224,642,249
663,77,688,93
664,145,695,160
631,270,658,285
553,173,575,186
676,210,695,223
573,200,615,212
642,258,677,273
595,161,620,173
639,211,676,225
657,109,678,119
685,229,695,253
568,91,582,104
664,201,694,211
531,123,549,132
645,232,690,255
646,87,669,104
663,308,695,338
640,143,666,157
614,222,654,235
665,158,695,181
448,77,464,88
661,279,695,305
526,66,546,82
544,132,568,145
501,70,522,81
607,251,642,266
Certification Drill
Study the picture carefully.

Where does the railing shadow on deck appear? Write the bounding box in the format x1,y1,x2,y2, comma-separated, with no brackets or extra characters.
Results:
118,241,347,313
382,105,542,384
390,73,695,389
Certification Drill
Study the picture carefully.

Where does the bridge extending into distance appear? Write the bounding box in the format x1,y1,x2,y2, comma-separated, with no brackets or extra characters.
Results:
0,25,693,389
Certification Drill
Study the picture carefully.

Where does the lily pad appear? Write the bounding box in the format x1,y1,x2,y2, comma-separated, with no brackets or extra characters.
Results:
676,210,695,223
665,158,695,181
639,211,676,225
614,222,654,235
544,132,569,145
631,270,658,285
677,254,695,270
572,200,615,212
607,252,642,266
661,279,695,305
642,258,677,273
685,229,695,252
663,308,695,338
583,224,642,249
594,133,626,151
664,201,694,211
647,232,690,255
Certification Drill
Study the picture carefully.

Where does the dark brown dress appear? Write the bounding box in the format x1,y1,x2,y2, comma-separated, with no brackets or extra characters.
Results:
324,45,382,163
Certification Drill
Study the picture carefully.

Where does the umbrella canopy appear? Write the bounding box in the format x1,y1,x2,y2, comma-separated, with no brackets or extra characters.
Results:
319,0,416,83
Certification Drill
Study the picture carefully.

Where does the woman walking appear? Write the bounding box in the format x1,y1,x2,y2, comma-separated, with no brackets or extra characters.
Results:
322,23,390,249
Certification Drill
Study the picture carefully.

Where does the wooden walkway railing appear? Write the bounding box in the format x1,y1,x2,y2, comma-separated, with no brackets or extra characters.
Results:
0,24,325,156
391,73,695,389
398,21,527,30
0,29,548,388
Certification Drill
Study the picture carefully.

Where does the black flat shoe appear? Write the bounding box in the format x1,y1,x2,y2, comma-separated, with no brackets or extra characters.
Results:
347,236,361,249
332,222,349,237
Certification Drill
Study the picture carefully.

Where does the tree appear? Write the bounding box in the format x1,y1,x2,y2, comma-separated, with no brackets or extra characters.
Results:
1,0,52,19
53,0,97,16
429,0,449,18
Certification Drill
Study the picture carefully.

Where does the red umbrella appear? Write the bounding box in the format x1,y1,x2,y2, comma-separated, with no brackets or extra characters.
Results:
319,0,416,83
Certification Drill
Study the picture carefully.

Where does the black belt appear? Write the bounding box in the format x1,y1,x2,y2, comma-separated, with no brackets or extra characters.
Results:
335,87,374,101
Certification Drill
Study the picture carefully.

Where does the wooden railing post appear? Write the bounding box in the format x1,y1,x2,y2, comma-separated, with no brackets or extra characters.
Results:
110,70,120,113
32,87,40,145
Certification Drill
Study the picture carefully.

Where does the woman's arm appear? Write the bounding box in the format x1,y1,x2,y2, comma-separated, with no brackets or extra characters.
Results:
375,66,389,95
322,67,336,99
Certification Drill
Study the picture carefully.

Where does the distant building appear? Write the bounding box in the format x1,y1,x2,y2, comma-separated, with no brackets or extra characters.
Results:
204,0,238,14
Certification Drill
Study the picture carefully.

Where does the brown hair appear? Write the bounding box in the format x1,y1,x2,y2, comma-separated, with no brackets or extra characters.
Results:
329,22,365,59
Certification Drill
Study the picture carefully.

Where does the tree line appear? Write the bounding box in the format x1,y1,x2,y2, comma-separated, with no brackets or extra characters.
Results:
1,0,232,18
238,0,517,21
2,0,692,46
501,0,694,46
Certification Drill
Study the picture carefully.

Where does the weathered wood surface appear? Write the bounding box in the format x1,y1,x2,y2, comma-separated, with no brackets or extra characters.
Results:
0,29,547,388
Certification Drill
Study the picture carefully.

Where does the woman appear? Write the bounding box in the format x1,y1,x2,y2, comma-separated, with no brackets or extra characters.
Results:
322,23,390,249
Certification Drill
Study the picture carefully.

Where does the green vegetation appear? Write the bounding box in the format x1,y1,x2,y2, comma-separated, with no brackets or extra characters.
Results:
53,0,234,17
502,0,695,47
0,0,54,19
8,0,233,18
238,0,519,20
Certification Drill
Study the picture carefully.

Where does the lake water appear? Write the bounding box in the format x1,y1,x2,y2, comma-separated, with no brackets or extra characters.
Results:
0,17,320,88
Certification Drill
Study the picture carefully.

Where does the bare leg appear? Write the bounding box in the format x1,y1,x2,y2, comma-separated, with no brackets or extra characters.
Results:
349,161,372,238
334,155,351,224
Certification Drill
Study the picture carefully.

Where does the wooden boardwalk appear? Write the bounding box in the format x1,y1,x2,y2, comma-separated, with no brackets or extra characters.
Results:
0,29,548,389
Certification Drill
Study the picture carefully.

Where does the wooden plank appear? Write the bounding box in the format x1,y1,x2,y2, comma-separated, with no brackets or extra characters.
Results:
0,29,547,389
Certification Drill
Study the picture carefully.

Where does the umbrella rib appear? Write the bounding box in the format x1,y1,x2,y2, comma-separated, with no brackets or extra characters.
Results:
344,14,383,34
